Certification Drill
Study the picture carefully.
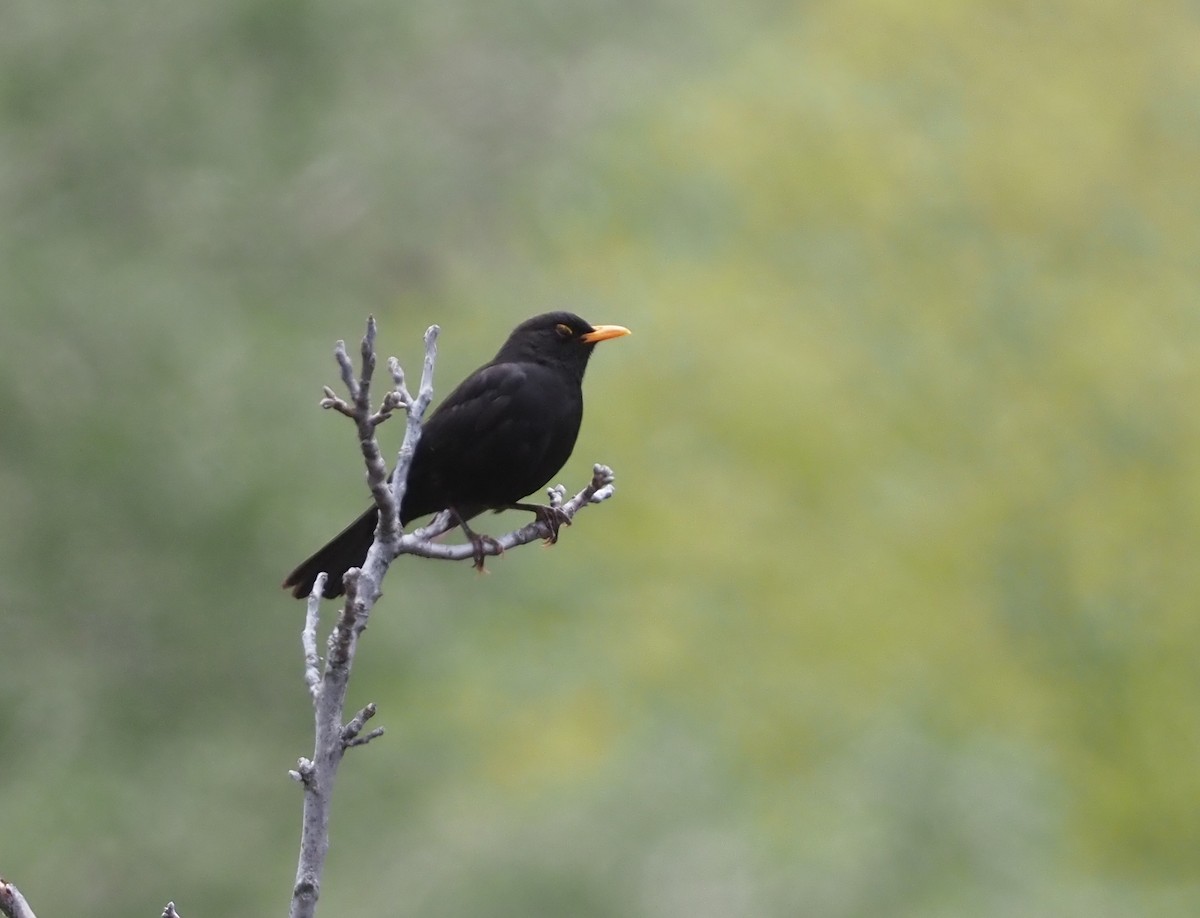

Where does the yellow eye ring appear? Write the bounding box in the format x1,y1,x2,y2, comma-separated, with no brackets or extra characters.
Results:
555,323,573,338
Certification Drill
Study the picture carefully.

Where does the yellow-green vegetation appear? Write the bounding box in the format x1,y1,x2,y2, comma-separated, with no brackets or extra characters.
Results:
2,0,1198,915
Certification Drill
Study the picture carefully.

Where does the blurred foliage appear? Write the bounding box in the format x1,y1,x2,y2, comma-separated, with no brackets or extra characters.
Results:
2,0,1199,915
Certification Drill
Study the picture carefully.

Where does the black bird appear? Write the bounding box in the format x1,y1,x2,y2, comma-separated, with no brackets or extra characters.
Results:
283,311,631,598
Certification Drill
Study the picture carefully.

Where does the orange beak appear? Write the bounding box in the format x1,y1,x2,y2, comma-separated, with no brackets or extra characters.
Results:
580,324,632,344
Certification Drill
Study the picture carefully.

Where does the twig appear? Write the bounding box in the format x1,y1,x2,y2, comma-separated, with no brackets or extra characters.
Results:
342,703,385,748
301,573,326,701
352,318,402,550
290,558,377,918
397,464,617,565
290,319,442,918
358,324,438,591
0,879,38,918
390,325,438,530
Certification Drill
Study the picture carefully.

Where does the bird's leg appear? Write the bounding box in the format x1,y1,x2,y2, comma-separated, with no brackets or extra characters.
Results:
451,508,503,571
506,502,572,545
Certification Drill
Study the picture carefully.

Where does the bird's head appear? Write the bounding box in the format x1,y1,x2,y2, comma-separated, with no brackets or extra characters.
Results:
494,311,631,375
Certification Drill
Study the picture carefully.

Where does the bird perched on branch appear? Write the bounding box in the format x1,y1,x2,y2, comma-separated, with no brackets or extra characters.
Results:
283,311,631,598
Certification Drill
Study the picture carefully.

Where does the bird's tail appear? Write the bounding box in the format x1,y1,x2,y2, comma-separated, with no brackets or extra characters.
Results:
282,507,379,599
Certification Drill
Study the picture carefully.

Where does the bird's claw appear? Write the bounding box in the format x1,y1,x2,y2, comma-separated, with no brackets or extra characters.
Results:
452,508,504,572
470,533,504,572
532,505,572,545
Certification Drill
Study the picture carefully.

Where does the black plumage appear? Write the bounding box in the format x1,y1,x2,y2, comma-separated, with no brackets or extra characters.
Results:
282,311,630,598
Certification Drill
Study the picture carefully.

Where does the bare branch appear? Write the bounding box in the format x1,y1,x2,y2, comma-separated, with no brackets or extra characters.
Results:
342,703,385,749
333,339,358,403
350,324,400,543
358,318,380,397
301,574,326,701
391,325,439,526
396,464,617,566
318,384,353,419
367,353,412,427
291,591,368,918
291,320,404,918
344,727,386,749
0,879,38,918
387,356,412,406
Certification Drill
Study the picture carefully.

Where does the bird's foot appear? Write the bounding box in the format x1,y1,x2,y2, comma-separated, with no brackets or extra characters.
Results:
468,532,504,572
509,502,572,545
453,508,503,571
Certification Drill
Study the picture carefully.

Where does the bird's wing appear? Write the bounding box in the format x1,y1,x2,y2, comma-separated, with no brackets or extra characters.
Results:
406,361,581,511
427,362,527,425
425,362,568,449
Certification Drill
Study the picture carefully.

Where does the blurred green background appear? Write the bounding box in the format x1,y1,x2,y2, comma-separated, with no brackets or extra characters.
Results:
3,0,1199,914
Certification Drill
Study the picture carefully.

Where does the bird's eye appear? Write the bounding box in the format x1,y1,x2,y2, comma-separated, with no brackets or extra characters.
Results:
555,323,573,339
